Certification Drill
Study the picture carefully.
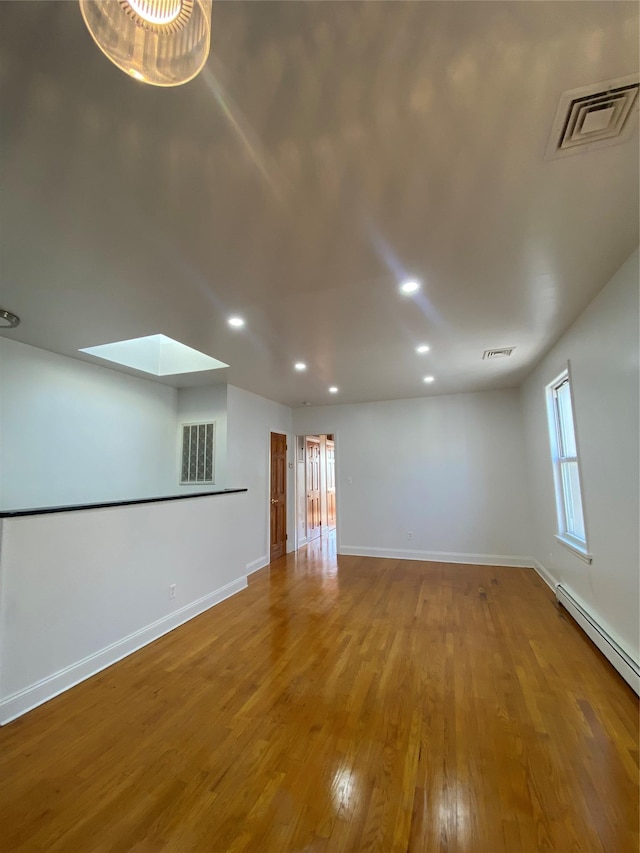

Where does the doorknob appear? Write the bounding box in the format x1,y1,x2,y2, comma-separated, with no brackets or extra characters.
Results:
271,498,278,504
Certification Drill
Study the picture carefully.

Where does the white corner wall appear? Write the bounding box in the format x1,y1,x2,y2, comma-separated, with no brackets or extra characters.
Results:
226,385,294,572
293,389,532,565
0,339,179,510
177,384,228,489
521,248,639,664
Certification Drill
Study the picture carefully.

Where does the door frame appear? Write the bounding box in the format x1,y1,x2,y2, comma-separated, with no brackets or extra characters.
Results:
294,430,340,552
325,436,336,531
267,428,291,563
305,435,322,543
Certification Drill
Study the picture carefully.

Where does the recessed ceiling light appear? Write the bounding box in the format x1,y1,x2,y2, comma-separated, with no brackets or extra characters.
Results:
423,375,435,384
329,386,338,394
227,316,245,328
399,279,420,295
416,344,430,354
294,362,307,371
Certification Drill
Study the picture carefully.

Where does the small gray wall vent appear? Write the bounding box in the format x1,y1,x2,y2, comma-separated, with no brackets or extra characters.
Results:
546,74,639,160
483,348,514,360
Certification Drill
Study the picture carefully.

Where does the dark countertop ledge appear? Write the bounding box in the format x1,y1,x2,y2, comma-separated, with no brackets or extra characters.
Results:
0,489,248,519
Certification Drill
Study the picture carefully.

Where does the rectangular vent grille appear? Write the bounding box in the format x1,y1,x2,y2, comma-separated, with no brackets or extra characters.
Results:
546,74,639,160
181,422,215,484
483,348,514,360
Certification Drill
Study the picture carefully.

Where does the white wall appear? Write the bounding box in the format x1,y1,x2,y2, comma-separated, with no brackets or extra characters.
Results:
177,384,228,489
0,338,179,510
0,492,250,722
226,385,294,571
293,389,532,564
521,248,639,663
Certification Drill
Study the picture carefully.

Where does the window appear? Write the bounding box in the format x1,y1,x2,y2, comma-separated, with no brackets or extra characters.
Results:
546,369,591,561
180,422,215,484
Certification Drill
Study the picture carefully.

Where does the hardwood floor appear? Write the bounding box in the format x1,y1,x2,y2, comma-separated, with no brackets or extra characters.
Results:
1,537,638,852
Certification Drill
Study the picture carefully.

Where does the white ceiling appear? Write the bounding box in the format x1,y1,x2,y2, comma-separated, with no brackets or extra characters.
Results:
0,1,638,406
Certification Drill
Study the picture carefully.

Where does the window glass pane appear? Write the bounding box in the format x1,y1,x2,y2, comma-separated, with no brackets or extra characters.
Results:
560,460,585,541
181,426,190,482
204,423,213,481
189,425,198,481
197,423,206,480
556,381,577,458
181,422,214,484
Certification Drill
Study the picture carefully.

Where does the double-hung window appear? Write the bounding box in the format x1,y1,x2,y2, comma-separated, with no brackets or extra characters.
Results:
546,368,591,561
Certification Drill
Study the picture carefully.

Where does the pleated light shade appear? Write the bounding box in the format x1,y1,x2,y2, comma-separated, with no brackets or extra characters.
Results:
79,0,212,87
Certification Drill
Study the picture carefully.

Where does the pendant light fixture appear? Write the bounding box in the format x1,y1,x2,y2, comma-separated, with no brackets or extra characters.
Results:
79,0,212,87
0,309,20,329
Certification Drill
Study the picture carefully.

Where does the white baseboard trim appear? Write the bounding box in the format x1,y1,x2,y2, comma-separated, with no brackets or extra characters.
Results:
0,576,247,726
556,584,639,696
338,545,535,568
531,559,559,592
246,554,269,575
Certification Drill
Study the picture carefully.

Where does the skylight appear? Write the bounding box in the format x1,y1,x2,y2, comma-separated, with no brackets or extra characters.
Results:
79,334,229,376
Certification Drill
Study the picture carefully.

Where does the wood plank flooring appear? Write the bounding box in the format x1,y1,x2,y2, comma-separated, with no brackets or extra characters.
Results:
1,536,638,851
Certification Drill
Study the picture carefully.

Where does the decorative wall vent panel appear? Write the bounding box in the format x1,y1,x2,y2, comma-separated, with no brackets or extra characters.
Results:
546,75,639,160
180,422,215,484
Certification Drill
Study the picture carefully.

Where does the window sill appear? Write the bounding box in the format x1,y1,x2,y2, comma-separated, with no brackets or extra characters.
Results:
555,534,593,564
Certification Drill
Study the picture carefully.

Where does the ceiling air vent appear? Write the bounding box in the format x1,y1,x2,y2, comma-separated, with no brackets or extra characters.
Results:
483,348,514,360
545,74,639,160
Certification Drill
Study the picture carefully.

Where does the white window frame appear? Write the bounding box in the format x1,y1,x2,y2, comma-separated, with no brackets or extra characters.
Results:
545,366,592,563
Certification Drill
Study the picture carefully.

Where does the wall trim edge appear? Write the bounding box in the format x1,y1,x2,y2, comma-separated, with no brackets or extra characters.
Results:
531,559,559,592
338,546,535,568
246,555,269,575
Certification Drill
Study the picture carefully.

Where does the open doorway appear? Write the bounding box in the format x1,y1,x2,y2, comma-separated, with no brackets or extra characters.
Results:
295,434,336,548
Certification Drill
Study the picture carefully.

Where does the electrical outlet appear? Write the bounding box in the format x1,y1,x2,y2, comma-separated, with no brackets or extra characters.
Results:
407,531,413,540
169,584,176,600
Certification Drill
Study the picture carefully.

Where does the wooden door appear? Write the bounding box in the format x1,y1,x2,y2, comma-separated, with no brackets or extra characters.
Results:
326,439,336,529
306,437,321,541
270,432,287,562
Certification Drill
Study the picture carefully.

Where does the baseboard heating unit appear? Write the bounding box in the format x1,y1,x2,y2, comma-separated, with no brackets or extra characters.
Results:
556,584,639,695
